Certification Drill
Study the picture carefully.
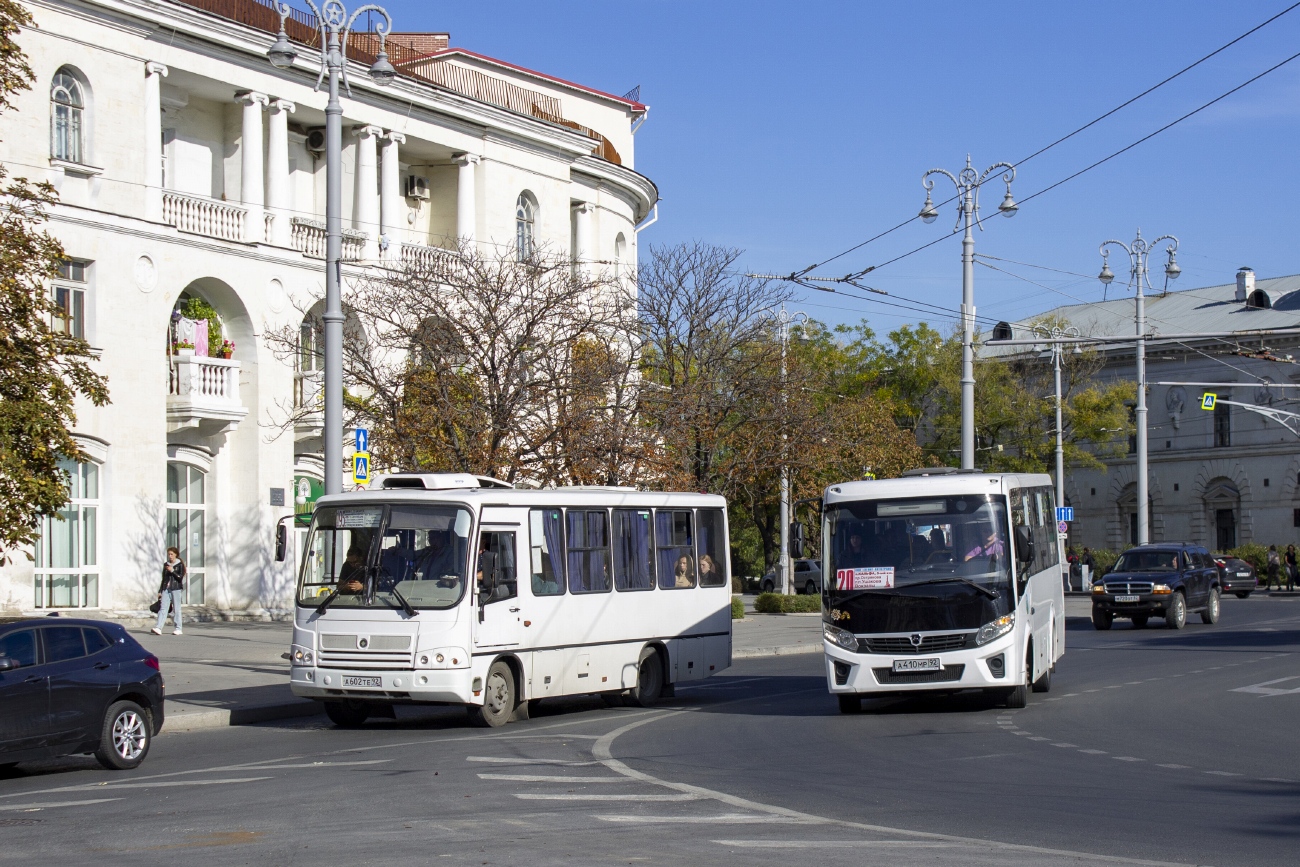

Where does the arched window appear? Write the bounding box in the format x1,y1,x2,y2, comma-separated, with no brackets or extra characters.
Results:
51,68,86,163
515,191,537,260
167,461,207,605
992,321,1013,341
614,233,627,280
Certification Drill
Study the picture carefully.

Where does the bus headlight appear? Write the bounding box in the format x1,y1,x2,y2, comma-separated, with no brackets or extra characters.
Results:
291,645,314,666
823,624,859,652
975,613,1015,646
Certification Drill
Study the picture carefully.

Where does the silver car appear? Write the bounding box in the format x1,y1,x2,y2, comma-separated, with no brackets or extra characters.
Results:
760,558,823,594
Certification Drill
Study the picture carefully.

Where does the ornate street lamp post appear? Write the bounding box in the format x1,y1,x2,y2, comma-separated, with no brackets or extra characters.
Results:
1032,323,1082,520
920,156,1019,470
1097,230,1181,545
268,0,396,495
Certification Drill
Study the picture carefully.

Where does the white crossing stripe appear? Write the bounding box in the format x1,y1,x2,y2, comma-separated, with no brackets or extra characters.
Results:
0,798,121,812
600,814,816,824
1232,676,1300,696
516,793,698,801
467,756,598,766
714,840,960,849
478,774,628,783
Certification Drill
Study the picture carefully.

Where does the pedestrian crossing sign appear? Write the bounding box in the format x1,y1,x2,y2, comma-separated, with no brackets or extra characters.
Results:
352,451,371,485
1201,393,1217,411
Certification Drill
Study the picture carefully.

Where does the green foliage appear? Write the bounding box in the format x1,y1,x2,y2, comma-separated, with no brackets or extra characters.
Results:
1090,548,1119,577
731,596,744,620
1222,543,1267,573
179,296,222,351
0,3,110,564
754,592,821,614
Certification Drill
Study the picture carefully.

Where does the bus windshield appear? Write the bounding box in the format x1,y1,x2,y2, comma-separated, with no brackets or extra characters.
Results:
297,504,473,610
825,495,1014,632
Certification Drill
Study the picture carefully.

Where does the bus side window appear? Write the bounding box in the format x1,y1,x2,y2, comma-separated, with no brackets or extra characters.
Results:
656,510,696,589
696,509,727,587
479,531,517,603
529,509,565,597
612,509,654,591
568,509,611,594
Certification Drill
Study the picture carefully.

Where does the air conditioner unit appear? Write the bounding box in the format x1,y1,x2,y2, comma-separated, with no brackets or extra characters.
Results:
404,175,430,200
305,128,326,154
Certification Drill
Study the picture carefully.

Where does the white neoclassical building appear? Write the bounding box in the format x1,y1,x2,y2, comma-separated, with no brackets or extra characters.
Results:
0,0,656,616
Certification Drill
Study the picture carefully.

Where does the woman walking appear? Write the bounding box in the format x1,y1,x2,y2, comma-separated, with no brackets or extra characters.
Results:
1287,544,1298,592
151,546,186,635
1266,545,1280,591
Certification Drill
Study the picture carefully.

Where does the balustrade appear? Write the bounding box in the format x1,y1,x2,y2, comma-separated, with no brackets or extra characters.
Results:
291,217,367,261
167,354,247,433
162,191,247,242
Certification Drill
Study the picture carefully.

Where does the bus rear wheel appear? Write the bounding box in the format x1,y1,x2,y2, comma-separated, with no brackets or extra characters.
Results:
625,647,664,708
468,660,516,728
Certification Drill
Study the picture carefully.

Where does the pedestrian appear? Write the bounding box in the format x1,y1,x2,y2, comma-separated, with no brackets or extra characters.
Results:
1287,544,1298,592
1266,544,1280,590
151,546,186,635
1080,547,1096,584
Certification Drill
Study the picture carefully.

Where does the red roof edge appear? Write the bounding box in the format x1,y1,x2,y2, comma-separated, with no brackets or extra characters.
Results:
401,47,647,113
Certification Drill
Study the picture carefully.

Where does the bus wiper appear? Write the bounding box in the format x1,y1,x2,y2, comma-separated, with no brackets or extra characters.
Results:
314,589,339,615
386,582,418,618
905,576,999,599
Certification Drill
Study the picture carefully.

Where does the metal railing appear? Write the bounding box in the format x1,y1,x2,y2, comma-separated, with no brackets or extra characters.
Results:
162,190,246,242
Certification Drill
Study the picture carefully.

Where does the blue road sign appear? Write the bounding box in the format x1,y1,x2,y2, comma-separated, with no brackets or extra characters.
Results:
1201,393,1217,411
1056,506,1074,523
355,428,369,453
352,452,370,484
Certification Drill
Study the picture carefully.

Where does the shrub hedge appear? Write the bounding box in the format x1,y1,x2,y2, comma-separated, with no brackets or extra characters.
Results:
754,592,822,614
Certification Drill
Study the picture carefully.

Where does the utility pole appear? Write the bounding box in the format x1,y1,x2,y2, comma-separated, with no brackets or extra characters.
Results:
1033,324,1081,519
777,305,806,594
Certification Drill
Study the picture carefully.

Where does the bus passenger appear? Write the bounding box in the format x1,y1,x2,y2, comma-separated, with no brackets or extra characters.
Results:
698,554,721,585
674,555,695,588
338,547,367,594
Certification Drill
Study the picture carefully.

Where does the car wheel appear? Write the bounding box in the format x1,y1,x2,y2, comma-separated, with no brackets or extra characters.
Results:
324,699,371,728
804,581,817,596
1201,587,1221,625
467,660,517,728
625,647,665,708
1092,609,1113,631
761,579,774,594
1166,592,1187,630
1235,592,1249,599
1131,615,1148,629
94,700,151,770
838,695,861,714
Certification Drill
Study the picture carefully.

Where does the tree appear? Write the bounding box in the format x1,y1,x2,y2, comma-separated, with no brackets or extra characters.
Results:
0,1,109,564
269,243,648,486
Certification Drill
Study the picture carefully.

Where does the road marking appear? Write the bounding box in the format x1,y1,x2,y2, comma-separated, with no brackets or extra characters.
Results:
466,756,598,767
0,777,272,800
714,840,960,849
601,814,814,824
1205,771,1242,777
1156,764,1189,769
1262,777,1295,783
515,793,698,801
1113,757,1144,762
238,760,390,769
1232,676,1300,696
676,677,767,691
478,774,629,783
0,798,121,812
1028,737,1049,741
1051,743,1078,748
1079,749,1108,755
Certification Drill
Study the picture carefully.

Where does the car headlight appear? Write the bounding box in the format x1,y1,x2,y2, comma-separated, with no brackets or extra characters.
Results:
291,645,314,666
975,613,1015,646
1091,583,1106,593
823,623,859,652
1151,584,1172,594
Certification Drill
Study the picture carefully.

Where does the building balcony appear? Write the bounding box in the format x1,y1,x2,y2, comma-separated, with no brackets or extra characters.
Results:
400,242,459,278
163,190,248,243
167,354,248,434
291,218,367,261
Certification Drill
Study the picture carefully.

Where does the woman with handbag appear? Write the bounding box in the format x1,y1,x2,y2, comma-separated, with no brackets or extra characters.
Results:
151,546,186,635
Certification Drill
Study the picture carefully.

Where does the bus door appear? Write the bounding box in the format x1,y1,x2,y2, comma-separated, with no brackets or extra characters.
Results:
474,513,524,651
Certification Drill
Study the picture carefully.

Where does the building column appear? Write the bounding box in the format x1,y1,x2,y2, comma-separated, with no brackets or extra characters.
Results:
266,98,295,248
380,131,405,260
453,153,480,247
143,62,168,222
353,125,382,260
236,91,269,242
572,201,593,276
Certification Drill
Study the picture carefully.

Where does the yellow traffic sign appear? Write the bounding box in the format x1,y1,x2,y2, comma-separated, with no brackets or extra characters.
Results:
1201,393,1217,410
352,451,371,484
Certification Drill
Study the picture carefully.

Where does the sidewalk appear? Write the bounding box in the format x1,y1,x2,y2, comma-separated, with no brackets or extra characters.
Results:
139,597,1098,732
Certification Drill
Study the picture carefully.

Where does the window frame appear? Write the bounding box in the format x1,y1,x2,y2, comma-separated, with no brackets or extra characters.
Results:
166,461,207,605
528,508,567,597
656,509,697,590
33,458,101,609
515,191,537,260
50,68,86,164
566,508,612,595
612,508,656,592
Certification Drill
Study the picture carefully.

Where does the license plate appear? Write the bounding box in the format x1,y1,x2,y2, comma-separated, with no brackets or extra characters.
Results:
1237,572,1251,578
342,675,381,688
1114,595,1140,603
893,657,941,673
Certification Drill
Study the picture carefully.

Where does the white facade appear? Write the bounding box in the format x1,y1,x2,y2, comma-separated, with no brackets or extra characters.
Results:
0,0,656,616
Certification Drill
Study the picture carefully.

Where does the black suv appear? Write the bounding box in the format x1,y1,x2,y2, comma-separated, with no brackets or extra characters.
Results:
0,617,165,771
1091,543,1221,630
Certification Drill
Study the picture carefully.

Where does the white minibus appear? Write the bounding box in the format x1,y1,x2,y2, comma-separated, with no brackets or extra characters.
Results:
280,473,733,727
818,469,1066,711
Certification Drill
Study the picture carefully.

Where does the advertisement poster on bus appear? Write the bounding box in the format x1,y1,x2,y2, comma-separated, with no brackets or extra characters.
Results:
836,567,895,590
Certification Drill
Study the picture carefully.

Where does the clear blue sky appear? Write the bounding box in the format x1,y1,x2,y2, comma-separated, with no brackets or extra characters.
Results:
385,0,1300,336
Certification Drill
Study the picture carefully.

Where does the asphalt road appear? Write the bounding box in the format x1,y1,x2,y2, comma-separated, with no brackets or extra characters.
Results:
0,596,1296,866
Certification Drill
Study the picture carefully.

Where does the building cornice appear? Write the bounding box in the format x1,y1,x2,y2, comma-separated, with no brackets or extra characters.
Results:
572,155,658,222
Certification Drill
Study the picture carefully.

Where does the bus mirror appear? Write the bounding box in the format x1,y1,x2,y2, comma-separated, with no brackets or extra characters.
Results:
275,523,288,562
478,551,498,598
790,522,806,559
1015,525,1034,564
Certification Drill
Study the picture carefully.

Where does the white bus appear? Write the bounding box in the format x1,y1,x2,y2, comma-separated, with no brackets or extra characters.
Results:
816,469,1065,712
279,474,733,727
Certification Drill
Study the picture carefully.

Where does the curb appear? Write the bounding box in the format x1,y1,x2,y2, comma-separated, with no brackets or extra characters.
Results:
165,699,323,732
734,644,822,659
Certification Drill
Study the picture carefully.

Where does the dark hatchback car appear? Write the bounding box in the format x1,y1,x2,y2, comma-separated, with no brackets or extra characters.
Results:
0,617,164,771
1091,543,1221,630
1214,557,1257,598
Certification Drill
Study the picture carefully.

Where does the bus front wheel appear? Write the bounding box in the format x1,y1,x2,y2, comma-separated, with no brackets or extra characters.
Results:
626,647,664,708
837,695,861,714
468,660,516,728
324,699,371,728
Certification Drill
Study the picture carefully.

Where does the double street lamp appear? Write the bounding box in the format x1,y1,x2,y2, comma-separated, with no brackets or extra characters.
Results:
1032,323,1081,523
1097,230,1181,546
920,156,1019,470
268,0,397,495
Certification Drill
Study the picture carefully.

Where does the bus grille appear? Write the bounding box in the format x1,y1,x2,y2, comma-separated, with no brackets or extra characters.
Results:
318,633,413,670
872,664,965,685
862,633,971,654
1105,582,1154,595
